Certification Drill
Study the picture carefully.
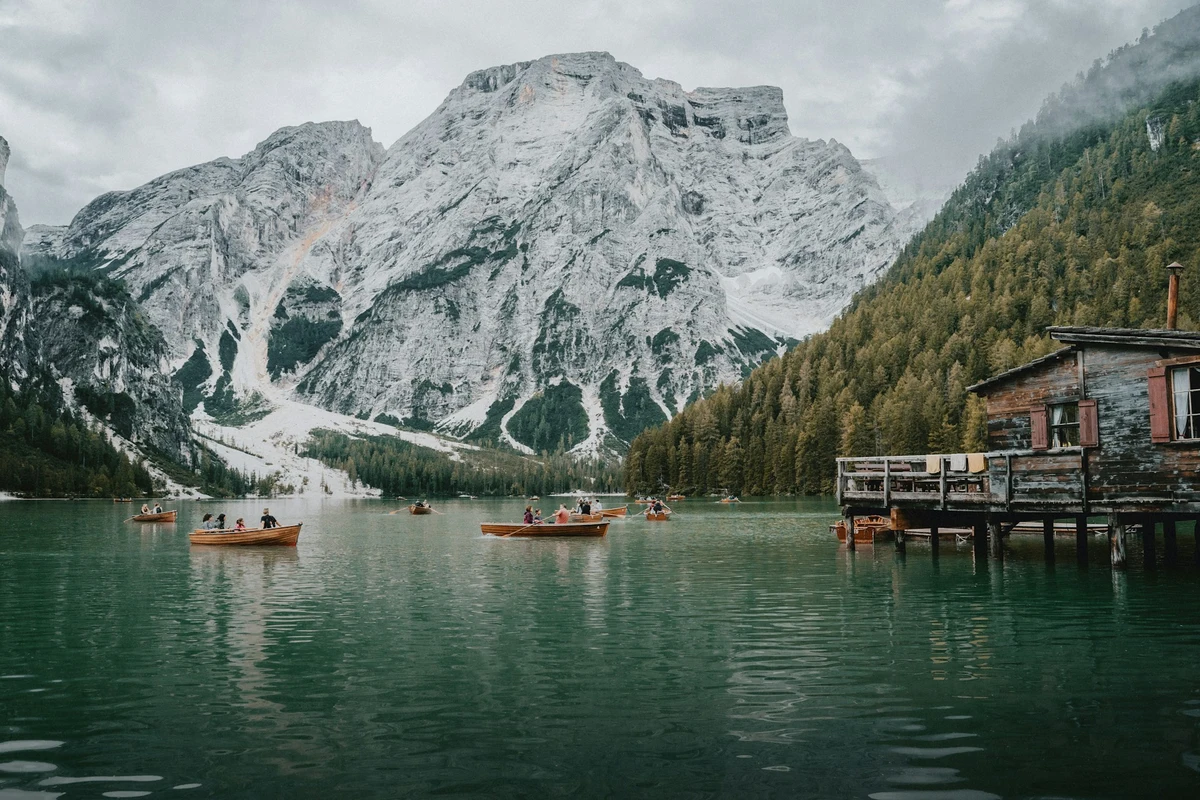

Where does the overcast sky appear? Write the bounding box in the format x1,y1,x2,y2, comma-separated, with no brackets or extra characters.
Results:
0,0,1190,225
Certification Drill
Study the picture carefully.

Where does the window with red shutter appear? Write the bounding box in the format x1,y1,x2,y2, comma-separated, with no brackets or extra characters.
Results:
1078,399,1098,447
1030,405,1049,450
1148,367,1171,443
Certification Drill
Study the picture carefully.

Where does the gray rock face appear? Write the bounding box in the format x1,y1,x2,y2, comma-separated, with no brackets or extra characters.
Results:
23,53,910,453
0,135,33,386
31,274,192,460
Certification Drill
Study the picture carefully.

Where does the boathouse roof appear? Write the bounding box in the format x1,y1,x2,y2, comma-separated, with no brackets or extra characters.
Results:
1047,326,1200,348
967,346,1074,394
968,326,1200,394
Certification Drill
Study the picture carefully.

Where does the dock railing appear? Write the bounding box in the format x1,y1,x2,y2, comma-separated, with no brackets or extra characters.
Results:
836,448,1086,512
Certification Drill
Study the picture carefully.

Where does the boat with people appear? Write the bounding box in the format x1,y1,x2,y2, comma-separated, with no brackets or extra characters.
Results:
409,503,433,515
132,510,177,523
481,521,608,538
644,511,671,521
113,498,132,503
666,494,685,501
718,496,740,504
598,506,628,518
190,523,302,547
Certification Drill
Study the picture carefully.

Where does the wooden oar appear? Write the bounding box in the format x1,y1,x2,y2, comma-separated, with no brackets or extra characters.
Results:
430,508,444,515
497,520,542,537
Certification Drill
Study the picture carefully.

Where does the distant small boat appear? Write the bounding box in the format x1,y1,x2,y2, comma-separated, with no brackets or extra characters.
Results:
644,511,671,521
409,505,433,515
633,498,653,505
527,495,540,500
132,510,177,523
666,494,685,501
190,523,302,547
458,494,478,499
718,497,740,504
481,521,608,537
598,506,628,519
113,498,133,503
570,513,603,523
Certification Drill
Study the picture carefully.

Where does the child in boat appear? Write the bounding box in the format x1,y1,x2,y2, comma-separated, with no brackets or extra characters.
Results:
260,508,278,529
533,508,543,523
523,506,534,524
234,518,247,531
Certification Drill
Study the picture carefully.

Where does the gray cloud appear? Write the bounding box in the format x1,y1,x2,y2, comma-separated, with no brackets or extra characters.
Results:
0,0,1189,224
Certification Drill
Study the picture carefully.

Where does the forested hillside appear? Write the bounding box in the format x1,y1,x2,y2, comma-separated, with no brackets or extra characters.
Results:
625,8,1200,496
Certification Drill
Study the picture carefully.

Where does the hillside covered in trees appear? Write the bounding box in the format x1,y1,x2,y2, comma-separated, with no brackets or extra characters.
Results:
625,8,1200,496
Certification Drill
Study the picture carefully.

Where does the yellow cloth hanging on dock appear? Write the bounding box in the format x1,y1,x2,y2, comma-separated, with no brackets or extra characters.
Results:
967,453,987,473
926,454,941,474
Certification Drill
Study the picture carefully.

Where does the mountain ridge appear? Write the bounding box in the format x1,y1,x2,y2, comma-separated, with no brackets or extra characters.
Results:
21,51,918,474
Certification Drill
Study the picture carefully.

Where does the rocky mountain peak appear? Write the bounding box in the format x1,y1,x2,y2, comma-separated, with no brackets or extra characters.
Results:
0,135,9,188
20,53,919,462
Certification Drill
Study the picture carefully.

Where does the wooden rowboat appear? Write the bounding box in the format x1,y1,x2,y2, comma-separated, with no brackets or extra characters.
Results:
569,513,603,522
644,511,671,521
481,521,608,537
666,494,685,501
832,515,890,545
113,498,132,503
598,506,627,518
633,498,653,504
409,505,433,515
132,510,177,523
190,523,302,547
718,497,740,504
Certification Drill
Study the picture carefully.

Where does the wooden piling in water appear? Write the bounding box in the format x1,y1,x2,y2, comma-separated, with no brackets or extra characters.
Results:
895,527,906,554
973,519,987,559
845,516,855,551
1164,519,1177,564
1109,516,1127,569
1142,518,1156,568
989,520,1003,559
1076,516,1088,564
1043,518,1055,562
930,525,940,557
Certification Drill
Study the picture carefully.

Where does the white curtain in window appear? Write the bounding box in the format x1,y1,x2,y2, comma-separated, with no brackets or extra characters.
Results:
1050,404,1065,427
1173,368,1191,437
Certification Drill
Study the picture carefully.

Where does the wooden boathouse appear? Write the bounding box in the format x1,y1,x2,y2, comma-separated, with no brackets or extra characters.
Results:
837,265,1200,568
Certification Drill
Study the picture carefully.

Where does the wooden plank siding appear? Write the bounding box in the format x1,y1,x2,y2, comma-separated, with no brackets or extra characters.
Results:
984,353,1080,452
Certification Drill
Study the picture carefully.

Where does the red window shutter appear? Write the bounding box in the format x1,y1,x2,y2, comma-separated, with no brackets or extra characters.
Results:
1030,405,1049,450
1148,366,1171,443
1079,399,1099,447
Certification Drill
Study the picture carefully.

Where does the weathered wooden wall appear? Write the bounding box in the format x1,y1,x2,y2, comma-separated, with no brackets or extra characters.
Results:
985,352,1079,451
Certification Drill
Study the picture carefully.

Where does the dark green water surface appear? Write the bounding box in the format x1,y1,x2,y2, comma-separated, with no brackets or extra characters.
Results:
2,498,1200,798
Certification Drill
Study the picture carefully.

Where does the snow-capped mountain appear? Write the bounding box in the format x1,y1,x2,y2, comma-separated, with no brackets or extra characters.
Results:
26,52,912,455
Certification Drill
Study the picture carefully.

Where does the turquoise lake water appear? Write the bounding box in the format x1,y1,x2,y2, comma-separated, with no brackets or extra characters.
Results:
1,497,1199,798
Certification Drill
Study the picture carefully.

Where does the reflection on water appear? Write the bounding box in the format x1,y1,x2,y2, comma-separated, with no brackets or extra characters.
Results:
2,497,1200,797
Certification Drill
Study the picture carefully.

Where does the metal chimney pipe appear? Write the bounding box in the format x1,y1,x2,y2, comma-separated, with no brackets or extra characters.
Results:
1167,262,1184,330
